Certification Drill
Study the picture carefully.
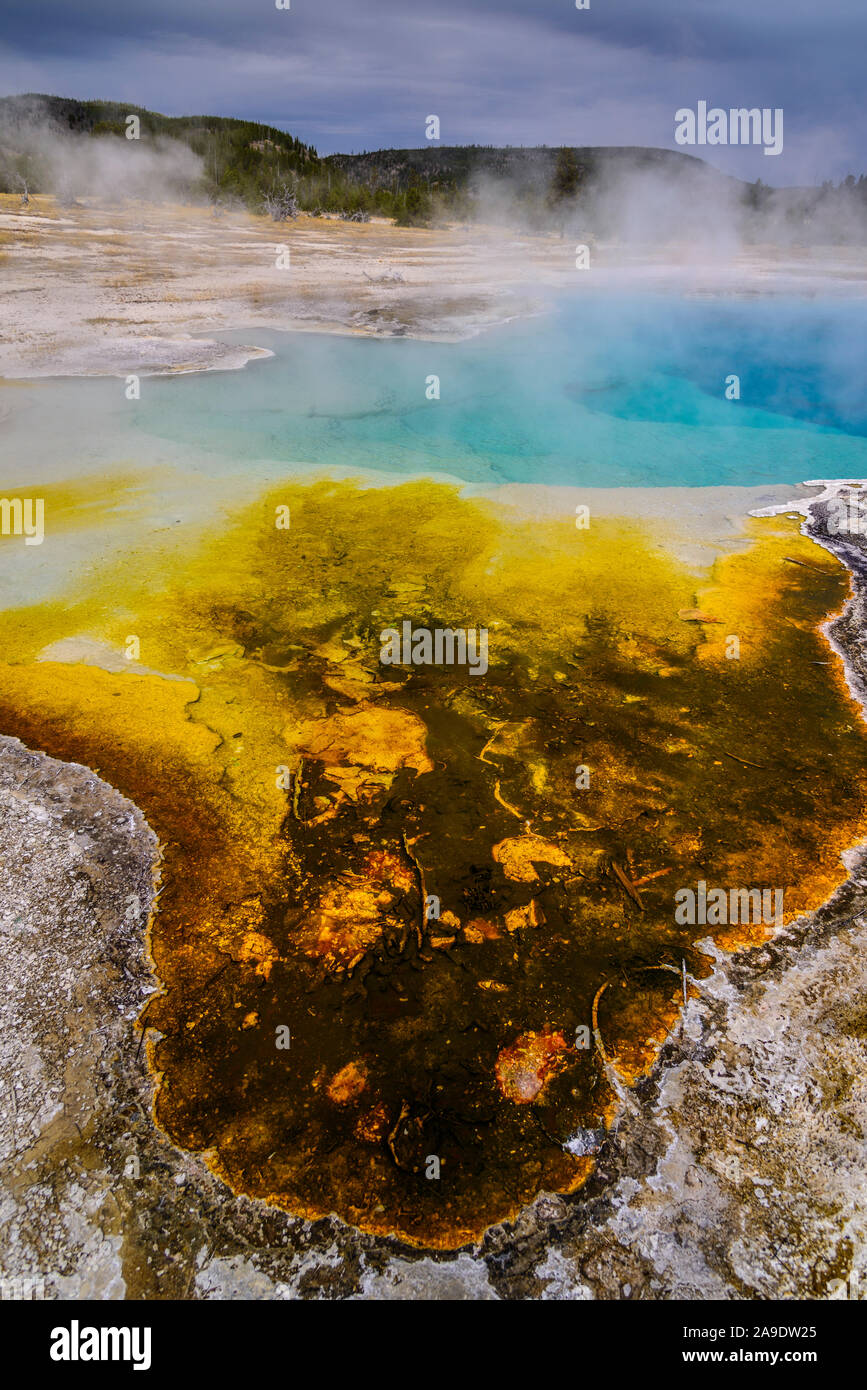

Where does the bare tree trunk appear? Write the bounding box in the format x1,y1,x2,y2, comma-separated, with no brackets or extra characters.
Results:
263,181,300,220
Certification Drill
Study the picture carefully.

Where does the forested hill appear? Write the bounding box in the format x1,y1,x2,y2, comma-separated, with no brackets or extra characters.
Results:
326,142,734,189
0,93,317,161
0,93,319,190
2,94,866,239
0,93,746,225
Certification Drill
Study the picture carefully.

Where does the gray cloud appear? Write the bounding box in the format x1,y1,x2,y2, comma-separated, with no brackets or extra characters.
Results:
0,1,864,180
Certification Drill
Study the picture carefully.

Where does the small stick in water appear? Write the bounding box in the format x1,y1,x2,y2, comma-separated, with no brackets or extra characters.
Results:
723,749,765,769
784,556,836,577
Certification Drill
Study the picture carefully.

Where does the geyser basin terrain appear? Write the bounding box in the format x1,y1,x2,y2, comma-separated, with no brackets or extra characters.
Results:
0,477,864,1247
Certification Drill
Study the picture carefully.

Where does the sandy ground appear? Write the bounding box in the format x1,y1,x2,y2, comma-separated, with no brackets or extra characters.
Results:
0,197,557,376
2,195,867,378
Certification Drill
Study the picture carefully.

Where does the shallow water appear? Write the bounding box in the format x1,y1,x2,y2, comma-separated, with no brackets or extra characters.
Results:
4,291,867,494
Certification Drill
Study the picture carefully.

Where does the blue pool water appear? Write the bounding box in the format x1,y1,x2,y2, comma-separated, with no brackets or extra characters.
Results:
27,291,867,490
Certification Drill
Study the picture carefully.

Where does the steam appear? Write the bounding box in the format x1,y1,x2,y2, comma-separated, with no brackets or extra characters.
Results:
2,92,865,251
444,149,867,252
0,95,203,202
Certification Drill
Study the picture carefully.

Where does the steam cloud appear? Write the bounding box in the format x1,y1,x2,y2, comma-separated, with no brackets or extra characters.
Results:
0,95,203,202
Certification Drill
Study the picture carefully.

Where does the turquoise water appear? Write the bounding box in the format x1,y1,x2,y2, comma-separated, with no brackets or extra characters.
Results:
139,292,867,487
18,291,867,490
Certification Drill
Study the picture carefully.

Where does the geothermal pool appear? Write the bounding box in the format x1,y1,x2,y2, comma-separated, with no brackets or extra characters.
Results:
2,286,867,1246
4,290,867,499
178,293,867,486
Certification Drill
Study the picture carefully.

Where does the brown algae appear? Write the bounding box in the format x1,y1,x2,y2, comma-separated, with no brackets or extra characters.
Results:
0,477,865,1247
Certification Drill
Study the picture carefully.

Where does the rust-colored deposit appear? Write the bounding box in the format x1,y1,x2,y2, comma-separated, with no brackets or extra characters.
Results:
0,477,865,1246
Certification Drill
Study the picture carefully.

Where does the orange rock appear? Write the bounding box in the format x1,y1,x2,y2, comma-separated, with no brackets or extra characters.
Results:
495,1028,569,1103
296,881,388,969
493,834,571,884
364,847,416,895
289,703,433,808
215,897,278,980
327,1060,369,1104
504,900,546,932
354,1100,390,1143
464,917,500,943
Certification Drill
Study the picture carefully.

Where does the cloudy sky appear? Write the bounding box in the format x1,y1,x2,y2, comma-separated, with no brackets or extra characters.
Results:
1,0,864,183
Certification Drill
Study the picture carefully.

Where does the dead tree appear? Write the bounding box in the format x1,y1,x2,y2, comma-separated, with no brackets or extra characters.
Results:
263,182,299,221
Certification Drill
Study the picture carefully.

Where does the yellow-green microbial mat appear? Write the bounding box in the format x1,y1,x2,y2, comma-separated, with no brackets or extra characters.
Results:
0,477,864,1246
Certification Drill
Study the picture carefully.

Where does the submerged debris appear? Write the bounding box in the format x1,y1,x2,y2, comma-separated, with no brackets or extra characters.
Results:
493,835,571,884
496,1029,571,1103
